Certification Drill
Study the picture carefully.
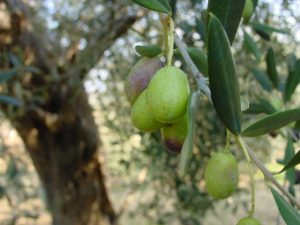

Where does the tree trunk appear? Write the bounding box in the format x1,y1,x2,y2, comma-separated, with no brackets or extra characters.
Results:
13,87,116,225
0,1,138,224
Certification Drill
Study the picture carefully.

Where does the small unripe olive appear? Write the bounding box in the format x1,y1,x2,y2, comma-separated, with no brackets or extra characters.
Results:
125,57,163,104
161,114,188,153
131,90,163,132
242,0,253,23
146,66,190,123
205,151,238,199
237,217,261,225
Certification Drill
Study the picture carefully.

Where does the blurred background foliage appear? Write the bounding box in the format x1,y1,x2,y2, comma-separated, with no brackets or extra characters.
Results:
0,0,300,224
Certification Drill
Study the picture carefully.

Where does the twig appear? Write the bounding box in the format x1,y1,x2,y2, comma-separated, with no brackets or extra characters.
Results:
236,136,256,217
174,33,211,100
245,142,300,209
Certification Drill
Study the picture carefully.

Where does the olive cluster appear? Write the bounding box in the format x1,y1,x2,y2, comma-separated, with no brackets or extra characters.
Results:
125,57,190,153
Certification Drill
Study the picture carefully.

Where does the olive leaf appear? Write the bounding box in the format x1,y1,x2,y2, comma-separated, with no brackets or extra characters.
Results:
266,47,279,89
179,92,200,177
271,188,300,225
174,47,208,75
242,108,300,137
207,0,246,44
252,22,290,35
243,30,261,61
196,18,206,41
251,68,273,92
135,45,162,57
207,14,241,135
245,98,277,115
0,94,23,106
285,59,300,103
277,150,300,175
133,0,171,14
0,69,18,84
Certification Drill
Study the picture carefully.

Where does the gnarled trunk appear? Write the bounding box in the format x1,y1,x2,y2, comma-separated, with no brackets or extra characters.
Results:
13,88,116,225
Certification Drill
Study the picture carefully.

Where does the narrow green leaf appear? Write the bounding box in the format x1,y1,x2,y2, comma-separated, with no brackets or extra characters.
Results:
0,69,18,83
0,185,4,199
254,28,270,41
245,98,277,115
8,52,22,67
271,188,300,225
280,136,296,188
278,150,300,174
266,47,279,88
179,92,200,177
0,94,23,106
133,0,171,14
207,14,241,135
285,59,300,102
135,45,162,57
186,48,208,75
242,108,300,137
196,18,206,41
174,47,208,75
252,22,290,35
6,159,18,180
207,0,246,44
243,31,261,61
158,0,172,12
295,120,300,130
251,68,273,91
169,0,177,18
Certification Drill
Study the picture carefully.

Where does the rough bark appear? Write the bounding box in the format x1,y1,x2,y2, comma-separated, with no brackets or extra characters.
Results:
0,1,137,224
14,88,116,225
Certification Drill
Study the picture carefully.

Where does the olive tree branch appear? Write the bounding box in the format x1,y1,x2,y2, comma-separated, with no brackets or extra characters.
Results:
174,32,300,210
174,33,211,100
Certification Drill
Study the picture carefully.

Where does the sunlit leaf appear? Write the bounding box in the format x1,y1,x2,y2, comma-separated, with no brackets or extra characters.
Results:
207,14,241,134
242,108,300,137
271,188,300,225
207,0,246,44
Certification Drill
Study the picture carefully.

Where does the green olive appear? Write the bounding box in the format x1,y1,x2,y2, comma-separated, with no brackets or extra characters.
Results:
205,151,239,199
237,217,261,225
131,90,163,132
146,66,190,123
242,0,254,23
161,114,188,153
125,57,163,104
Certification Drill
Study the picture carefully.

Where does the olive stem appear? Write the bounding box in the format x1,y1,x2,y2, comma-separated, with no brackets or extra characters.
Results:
174,33,212,100
236,135,256,217
162,16,170,63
